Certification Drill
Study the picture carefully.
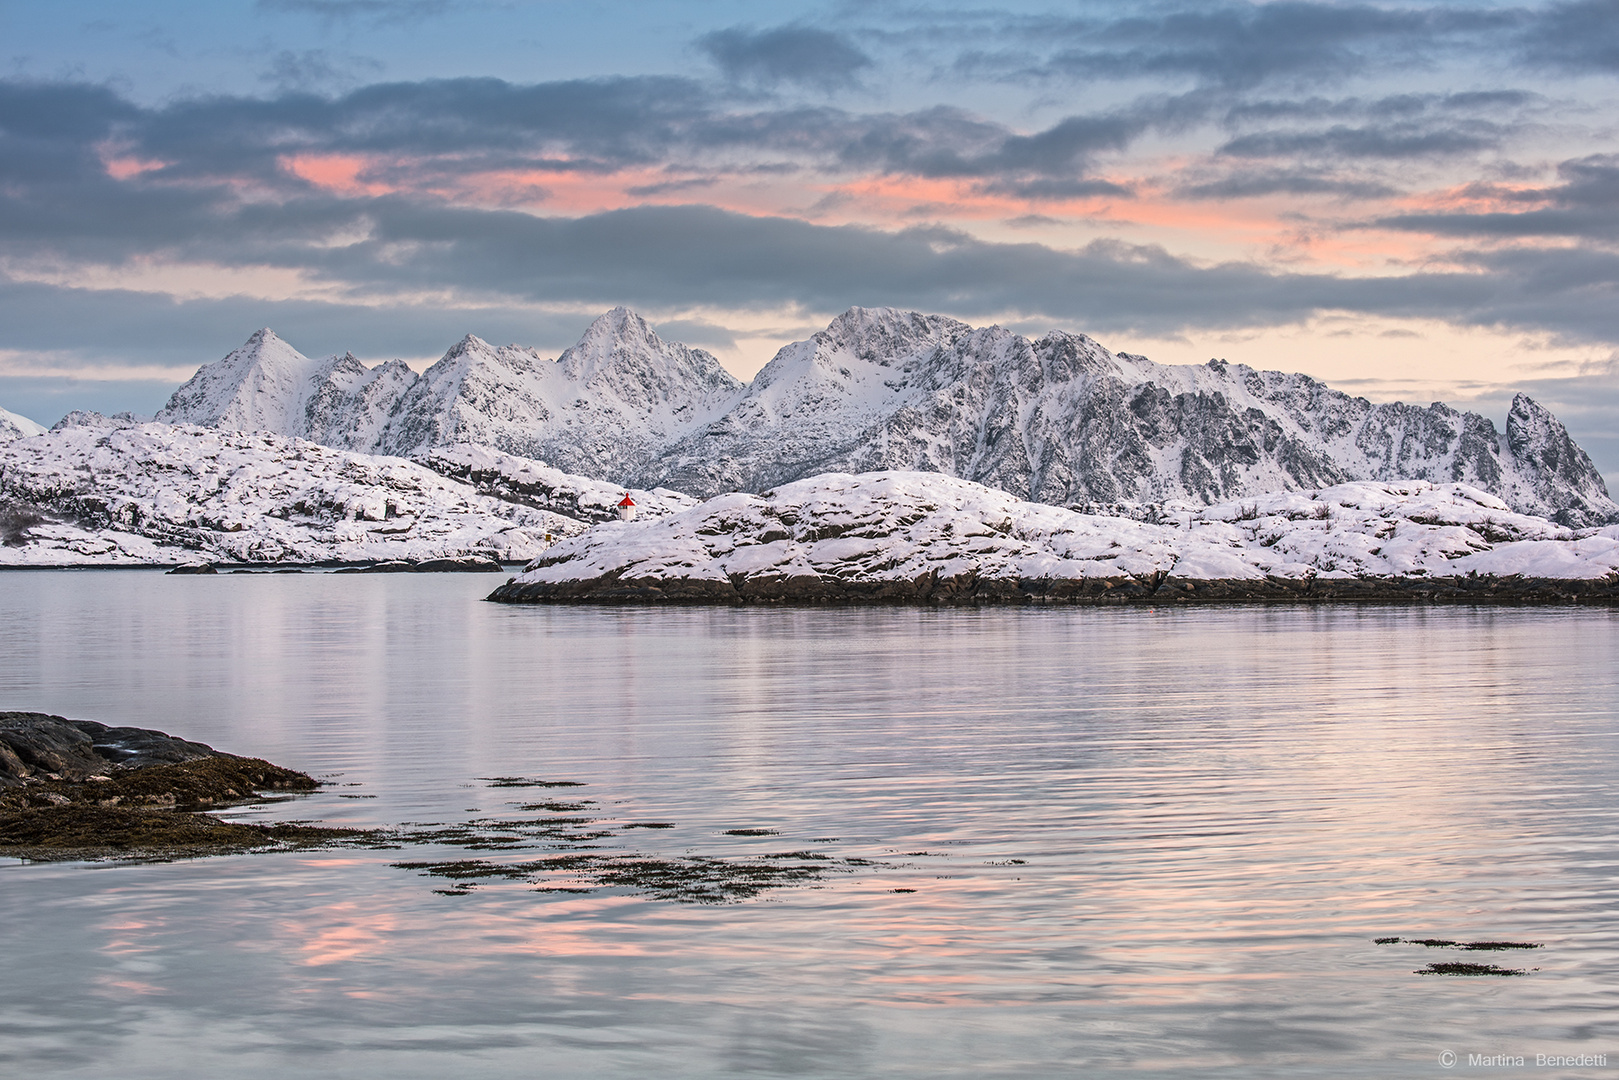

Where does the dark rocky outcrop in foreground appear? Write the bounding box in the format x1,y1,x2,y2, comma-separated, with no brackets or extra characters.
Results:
0,711,220,786
0,712,362,861
490,570,1619,607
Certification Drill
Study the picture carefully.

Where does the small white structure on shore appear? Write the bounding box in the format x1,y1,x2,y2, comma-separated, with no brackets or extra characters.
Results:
616,494,637,521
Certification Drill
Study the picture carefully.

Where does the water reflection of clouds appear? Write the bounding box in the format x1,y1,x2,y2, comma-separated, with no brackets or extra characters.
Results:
3,579,1616,1075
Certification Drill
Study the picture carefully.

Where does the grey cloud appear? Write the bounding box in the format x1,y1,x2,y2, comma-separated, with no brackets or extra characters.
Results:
1377,154,1619,237
1220,120,1509,160
1177,169,1397,200
260,49,384,92
193,200,1619,348
953,3,1515,91
255,0,451,28
0,77,1152,216
699,25,873,91
623,177,720,197
1518,0,1619,74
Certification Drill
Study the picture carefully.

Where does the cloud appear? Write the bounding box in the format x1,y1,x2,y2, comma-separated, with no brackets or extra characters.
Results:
1376,154,1619,238
0,76,1159,223
255,0,451,28
951,2,1516,91
1219,120,1510,160
698,25,873,92
260,49,385,93
1176,169,1397,200
1517,0,1619,74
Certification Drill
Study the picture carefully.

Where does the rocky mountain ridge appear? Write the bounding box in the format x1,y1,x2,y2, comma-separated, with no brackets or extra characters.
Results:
153,307,1617,525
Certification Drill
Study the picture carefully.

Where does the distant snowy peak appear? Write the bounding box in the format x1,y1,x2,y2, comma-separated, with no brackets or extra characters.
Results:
155,328,419,454
558,307,742,414
157,328,313,431
375,313,745,483
1,405,47,442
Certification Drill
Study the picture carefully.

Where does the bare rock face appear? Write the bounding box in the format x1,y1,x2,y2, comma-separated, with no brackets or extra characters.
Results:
0,712,220,787
1503,394,1614,527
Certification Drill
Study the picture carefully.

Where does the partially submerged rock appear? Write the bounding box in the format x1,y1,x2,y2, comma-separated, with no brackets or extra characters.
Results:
0,711,218,786
0,713,362,861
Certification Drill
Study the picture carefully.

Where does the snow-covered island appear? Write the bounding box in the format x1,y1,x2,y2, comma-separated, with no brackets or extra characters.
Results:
489,472,1619,606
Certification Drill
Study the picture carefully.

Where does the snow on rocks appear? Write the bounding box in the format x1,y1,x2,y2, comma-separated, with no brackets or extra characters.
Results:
415,444,697,524
0,421,588,566
489,471,1619,606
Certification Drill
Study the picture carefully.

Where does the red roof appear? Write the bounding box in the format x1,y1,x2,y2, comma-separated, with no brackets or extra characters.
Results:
617,494,636,506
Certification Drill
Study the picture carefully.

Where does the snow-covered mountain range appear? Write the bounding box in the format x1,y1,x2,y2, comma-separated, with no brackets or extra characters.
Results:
0,417,687,566
153,307,1617,526
155,307,745,482
493,471,1619,606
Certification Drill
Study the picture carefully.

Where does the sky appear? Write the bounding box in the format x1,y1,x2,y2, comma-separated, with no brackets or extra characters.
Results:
2,0,1617,483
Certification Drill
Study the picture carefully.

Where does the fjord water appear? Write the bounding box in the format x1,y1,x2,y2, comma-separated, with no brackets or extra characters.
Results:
1,571,1615,1079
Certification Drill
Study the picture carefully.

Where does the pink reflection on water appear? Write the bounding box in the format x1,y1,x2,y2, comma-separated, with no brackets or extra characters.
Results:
278,900,401,966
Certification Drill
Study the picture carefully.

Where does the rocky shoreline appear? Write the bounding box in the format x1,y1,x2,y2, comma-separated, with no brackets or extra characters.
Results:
488,569,1619,607
0,712,365,861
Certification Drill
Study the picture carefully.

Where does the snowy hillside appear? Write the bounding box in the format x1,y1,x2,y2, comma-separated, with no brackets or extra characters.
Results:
416,444,697,524
0,421,592,566
492,471,1619,605
1,405,46,442
156,308,1615,525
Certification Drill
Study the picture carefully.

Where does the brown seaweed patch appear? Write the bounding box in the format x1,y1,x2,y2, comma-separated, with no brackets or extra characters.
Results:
723,828,778,836
0,756,372,862
621,822,676,829
1416,962,1529,977
480,777,586,788
1378,937,1542,950
393,848,872,903
1460,941,1542,951
0,804,371,862
0,756,318,813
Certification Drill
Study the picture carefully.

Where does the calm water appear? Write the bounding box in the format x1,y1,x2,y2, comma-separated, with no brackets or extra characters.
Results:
1,570,1616,1079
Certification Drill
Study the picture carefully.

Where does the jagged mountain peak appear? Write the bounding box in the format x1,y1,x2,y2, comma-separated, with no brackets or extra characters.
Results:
559,307,741,396
441,333,496,361
818,306,972,354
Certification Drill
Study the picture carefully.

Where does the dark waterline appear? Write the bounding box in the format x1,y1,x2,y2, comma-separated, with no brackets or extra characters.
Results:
2,570,1616,1078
